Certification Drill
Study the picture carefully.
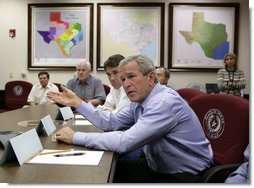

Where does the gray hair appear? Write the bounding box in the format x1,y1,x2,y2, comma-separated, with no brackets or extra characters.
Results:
76,59,91,70
119,55,155,75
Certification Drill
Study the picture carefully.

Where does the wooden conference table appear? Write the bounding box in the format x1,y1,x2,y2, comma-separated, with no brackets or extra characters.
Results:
0,103,117,183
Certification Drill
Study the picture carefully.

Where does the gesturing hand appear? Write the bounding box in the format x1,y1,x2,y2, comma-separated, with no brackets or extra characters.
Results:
47,85,82,108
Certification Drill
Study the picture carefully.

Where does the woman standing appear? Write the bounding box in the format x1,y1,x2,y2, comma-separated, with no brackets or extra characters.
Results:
217,53,246,96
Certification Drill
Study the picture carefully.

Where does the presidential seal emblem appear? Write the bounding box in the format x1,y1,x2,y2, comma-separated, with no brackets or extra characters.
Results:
13,85,24,96
203,109,225,139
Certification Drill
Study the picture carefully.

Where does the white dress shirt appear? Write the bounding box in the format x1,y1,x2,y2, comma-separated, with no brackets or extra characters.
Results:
97,86,130,112
27,82,59,104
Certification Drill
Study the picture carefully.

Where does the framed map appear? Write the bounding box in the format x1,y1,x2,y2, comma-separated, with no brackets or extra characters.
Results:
168,3,239,72
28,3,93,71
97,3,164,70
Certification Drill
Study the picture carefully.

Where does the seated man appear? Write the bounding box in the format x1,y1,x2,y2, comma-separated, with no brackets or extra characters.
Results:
224,145,249,184
27,71,59,105
97,54,130,112
48,55,213,183
156,67,170,86
66,60,106,107
97,54,142,160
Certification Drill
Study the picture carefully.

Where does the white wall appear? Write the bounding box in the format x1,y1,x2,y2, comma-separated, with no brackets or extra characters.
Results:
0,0,250,94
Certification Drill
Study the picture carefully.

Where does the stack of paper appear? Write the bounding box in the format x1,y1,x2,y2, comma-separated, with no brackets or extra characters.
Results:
73,114,93,125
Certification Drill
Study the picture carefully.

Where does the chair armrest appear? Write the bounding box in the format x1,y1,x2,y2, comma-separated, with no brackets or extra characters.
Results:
200,163,242,183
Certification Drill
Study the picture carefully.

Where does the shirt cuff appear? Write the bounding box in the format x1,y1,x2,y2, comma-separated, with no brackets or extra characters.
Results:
77,101,87,111
73,132,86,146
77,101,94,113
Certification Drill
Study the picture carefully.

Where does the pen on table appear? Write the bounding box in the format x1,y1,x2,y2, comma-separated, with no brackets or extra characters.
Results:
54,152,86,157
38,149,73,155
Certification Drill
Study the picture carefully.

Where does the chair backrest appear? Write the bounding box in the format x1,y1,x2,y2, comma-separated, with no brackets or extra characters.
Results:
53,83,64,92
103,84,111,96
4,80,33,110
189,94,249,166
177,88,206,103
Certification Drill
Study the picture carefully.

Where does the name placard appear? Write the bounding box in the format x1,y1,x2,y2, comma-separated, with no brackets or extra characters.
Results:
55,106,74,121
37,114,56,136
10,129,43,165
0,131,22,165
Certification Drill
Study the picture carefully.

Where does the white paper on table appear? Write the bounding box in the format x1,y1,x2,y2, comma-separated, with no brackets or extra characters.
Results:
26,149,104,166
73,120,93,126
74,114,86,120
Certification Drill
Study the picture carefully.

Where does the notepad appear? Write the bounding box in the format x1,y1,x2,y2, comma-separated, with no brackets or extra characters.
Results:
26,149,104,166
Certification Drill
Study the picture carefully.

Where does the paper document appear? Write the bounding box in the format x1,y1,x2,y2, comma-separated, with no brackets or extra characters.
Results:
74,114,86,120
73,120,93,126
26,149,104,166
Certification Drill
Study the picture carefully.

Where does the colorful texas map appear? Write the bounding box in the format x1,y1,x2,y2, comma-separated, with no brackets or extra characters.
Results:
179,12,229,60
37,12,84,56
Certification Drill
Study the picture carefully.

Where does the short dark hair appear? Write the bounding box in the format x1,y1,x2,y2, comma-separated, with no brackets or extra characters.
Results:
38,71,49,79
103,54,125,70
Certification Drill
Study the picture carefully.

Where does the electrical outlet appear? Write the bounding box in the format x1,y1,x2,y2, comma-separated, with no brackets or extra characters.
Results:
9,72,13,78
21,72,26,78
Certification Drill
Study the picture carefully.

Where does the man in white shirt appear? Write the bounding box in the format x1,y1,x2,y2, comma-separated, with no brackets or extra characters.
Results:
97,54,130,112
27,71,59,105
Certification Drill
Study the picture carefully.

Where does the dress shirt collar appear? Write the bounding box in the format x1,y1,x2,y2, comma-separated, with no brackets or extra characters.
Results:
39,82,51,89
115,86,125,94
138,83,161,109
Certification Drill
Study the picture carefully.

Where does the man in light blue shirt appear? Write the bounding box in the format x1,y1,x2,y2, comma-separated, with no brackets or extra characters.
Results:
224,145,249,184
97,54,142,160
48,55,213,183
